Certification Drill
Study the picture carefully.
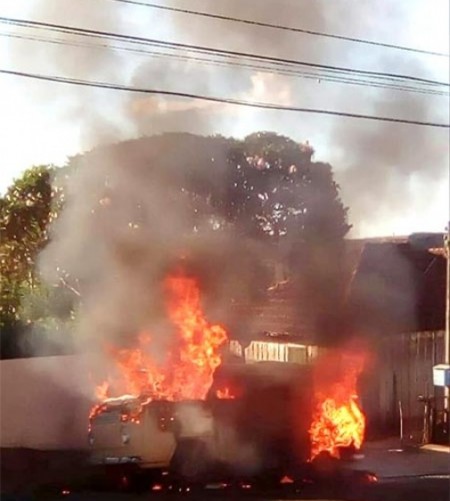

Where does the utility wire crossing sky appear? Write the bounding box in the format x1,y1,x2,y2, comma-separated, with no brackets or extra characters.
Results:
1,69,449,128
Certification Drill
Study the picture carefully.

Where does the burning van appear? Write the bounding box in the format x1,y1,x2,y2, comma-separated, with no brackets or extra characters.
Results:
88,274,366,484
88,362,315,482
89,397,213,470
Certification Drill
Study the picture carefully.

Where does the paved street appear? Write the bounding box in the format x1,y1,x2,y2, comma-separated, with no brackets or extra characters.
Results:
2,438,449,501
352,438,450,477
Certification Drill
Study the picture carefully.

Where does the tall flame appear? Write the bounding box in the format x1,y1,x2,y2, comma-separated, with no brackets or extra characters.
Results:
92,274,228,408
309,352,366,459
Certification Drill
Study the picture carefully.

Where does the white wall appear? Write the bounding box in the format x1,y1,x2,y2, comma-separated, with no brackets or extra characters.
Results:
229,339,322,364
0,355,94,450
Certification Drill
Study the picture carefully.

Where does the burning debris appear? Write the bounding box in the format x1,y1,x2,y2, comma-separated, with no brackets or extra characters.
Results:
215,387,235,400
309,351,366,459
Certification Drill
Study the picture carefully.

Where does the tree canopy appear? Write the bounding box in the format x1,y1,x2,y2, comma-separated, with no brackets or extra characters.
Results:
1,166,53,322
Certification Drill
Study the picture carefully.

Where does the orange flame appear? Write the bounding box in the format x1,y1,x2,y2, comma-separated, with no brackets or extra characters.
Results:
91,275,228,416
215,387,235,399
94,381,110,401
309,352,366,459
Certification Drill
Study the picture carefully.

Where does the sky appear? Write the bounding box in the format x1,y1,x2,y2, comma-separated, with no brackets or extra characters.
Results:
0,0,449,237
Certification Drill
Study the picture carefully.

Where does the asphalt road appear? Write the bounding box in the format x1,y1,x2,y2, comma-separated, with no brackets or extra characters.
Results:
2,476,449,501
2,439,449,501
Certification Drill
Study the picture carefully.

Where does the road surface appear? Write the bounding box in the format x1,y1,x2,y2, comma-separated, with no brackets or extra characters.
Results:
1,439,449,500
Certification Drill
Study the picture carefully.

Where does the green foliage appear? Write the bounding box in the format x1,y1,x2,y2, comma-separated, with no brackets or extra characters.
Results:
225,132,351,243
0,166,57,328
1,167,53,275
74,131,350,246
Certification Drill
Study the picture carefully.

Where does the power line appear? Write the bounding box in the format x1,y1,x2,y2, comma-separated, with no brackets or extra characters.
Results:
1,17,448,89
1,68,448,128
107,0,450,58
2,31,447,97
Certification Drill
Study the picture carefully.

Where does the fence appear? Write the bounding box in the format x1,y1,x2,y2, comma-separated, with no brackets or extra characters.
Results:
229,339,321,364
0,355,93,450
363,331,445,442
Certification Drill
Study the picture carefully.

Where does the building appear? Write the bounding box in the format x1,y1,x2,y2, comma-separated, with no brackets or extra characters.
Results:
226,272,323,366
227,233,447,441
344,234,446,441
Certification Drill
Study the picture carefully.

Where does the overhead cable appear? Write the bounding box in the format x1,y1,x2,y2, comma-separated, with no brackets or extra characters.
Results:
1,16,448,89
107,0,450,58
1,31,446,96
1,68,448,128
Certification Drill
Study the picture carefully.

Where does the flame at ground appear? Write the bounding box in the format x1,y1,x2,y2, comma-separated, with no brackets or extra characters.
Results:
215,387,235,399
309,352,366,459
91,274,228,416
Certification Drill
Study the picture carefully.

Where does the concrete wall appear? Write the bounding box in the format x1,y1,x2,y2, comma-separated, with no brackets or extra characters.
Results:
0,355,94,450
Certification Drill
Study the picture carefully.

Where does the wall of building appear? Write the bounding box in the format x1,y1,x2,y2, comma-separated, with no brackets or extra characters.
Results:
0,355,93,450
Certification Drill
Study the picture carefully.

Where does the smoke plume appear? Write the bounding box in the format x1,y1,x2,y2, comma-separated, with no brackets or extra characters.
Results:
38,136,269,355
6,0,448,234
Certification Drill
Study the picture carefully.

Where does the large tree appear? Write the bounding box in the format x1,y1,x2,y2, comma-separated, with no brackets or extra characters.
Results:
1,132,351,355
63,132,350,344
0,166,53,323
225,132,350,243
0,166,74,357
